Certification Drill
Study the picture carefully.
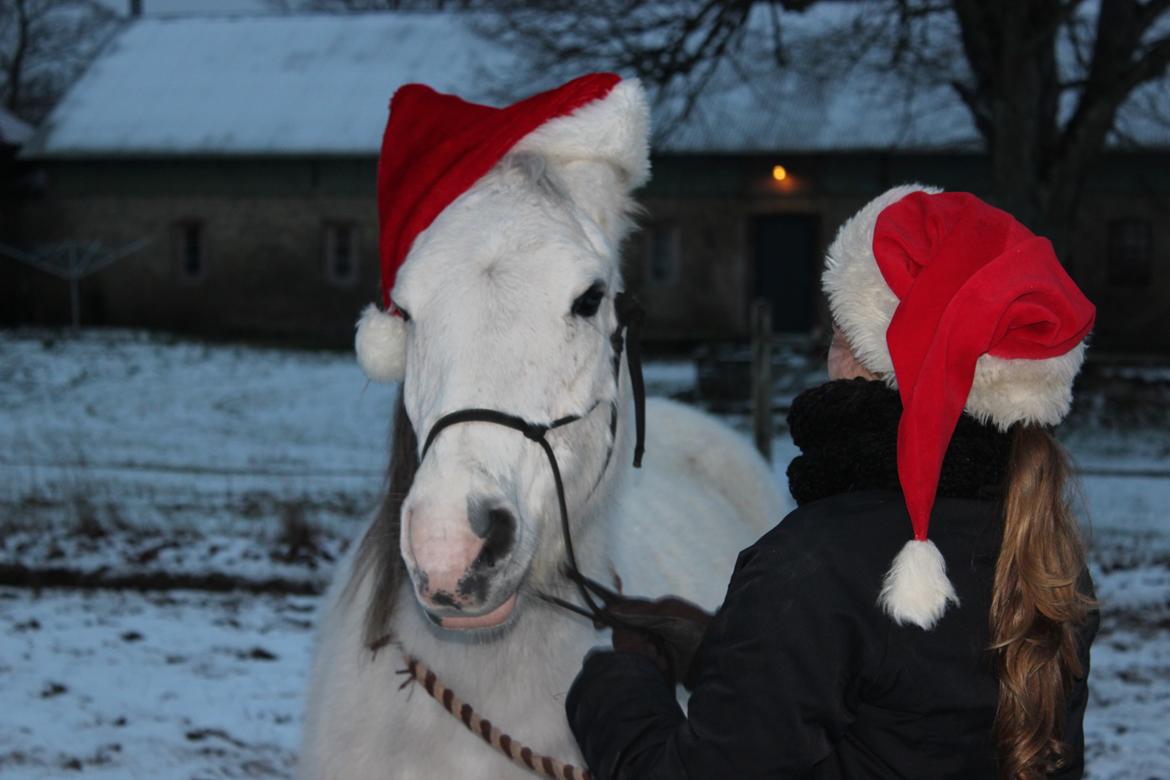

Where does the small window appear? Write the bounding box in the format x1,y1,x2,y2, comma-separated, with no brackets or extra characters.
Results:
645,223,679,287
324,222,359,287
1108,219,1152,286
173,221,205,282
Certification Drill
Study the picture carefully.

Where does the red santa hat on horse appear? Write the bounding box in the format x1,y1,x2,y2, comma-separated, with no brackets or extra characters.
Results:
356,73,649,381
824,184,1095,629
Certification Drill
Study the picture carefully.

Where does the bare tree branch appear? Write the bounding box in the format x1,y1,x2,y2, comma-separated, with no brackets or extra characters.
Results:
0,0,119,124
283,0,1170,247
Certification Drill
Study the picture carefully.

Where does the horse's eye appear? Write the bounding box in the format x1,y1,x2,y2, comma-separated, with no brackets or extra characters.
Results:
571,284,606,318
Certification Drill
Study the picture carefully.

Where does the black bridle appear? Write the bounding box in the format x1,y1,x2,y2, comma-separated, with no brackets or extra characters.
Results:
417,292,647,628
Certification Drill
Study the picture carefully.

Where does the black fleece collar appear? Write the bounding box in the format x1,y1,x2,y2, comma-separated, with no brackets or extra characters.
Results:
786,378,1013,507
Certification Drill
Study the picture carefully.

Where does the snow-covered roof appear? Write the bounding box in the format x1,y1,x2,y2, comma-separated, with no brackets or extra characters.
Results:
23,10,1170,159
26,14,520,158
0,107,33,146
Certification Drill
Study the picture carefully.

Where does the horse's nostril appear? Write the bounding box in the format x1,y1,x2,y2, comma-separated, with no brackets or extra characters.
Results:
473,506,516,569
468,500,506,537
465,500,517,571
488,508,513,534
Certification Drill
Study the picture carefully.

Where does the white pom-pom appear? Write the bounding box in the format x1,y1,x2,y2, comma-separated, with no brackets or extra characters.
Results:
878,539,959,630
355,303,406,382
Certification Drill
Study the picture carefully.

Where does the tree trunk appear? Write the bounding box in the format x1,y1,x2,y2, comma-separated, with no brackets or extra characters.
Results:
4,0,30,116
951,0,1170,259
952,1,1063,233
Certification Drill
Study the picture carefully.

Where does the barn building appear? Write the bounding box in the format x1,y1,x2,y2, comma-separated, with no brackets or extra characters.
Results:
7,12,1170,351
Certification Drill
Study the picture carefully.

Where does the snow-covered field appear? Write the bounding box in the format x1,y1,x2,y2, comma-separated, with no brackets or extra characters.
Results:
1,329,1168,778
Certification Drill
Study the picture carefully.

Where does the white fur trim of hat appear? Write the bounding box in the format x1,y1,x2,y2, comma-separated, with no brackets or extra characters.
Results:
513,79,651,190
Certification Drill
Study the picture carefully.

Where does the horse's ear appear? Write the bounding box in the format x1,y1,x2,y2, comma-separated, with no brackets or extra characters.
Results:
514,79,651,243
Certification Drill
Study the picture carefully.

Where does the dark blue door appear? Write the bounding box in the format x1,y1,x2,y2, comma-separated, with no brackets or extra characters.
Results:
752,214,819,333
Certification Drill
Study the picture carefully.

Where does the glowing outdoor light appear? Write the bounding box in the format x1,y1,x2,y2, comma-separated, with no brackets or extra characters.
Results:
772,164,788,181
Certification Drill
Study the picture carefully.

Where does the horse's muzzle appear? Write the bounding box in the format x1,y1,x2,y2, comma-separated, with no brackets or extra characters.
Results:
404,498,520,627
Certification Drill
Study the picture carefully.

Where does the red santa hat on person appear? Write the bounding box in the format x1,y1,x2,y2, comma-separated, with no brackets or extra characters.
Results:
823,184,1096,630
356,72,650,381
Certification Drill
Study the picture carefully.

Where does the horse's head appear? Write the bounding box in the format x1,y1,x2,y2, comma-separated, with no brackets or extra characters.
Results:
384,81,650,630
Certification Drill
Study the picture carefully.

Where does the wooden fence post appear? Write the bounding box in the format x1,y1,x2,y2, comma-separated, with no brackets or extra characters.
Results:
751,299,772,462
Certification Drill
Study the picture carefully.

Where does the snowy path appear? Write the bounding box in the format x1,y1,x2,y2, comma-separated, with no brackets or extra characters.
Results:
1,330,1169,778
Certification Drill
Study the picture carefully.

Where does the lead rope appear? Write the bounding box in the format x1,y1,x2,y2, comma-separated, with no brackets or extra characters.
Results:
400,293,647,780
398,654,592,780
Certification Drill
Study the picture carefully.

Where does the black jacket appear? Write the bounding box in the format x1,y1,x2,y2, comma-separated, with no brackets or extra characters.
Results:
566,381,1097,779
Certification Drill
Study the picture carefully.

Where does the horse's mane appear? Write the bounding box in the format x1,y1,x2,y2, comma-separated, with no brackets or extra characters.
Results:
346,392,418,651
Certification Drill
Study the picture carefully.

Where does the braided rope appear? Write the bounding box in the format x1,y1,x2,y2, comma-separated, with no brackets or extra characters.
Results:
398,654,592,780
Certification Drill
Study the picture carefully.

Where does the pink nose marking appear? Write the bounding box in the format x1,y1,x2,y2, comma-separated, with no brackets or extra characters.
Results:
408,515,485,602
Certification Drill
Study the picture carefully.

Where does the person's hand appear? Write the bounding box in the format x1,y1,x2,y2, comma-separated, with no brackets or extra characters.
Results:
605,595,712,690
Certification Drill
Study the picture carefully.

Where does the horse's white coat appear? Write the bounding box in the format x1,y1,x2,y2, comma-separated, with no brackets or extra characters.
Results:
299,81,784,779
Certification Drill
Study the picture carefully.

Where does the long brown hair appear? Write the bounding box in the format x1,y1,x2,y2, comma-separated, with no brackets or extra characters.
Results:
990,426,1094,779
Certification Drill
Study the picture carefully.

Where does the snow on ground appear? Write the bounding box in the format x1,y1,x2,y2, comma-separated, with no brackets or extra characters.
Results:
0,588,313,778
0,330,397,590
1,329,1168,778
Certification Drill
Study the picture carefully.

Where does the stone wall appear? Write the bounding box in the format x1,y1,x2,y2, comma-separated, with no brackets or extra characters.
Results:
6,158,380,346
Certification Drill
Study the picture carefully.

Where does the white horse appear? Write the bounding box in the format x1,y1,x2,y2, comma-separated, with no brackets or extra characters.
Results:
299,80,783,779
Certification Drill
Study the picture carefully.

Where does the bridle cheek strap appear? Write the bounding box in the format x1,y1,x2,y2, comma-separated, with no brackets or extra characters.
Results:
614,292,646,468
416,294,647,628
